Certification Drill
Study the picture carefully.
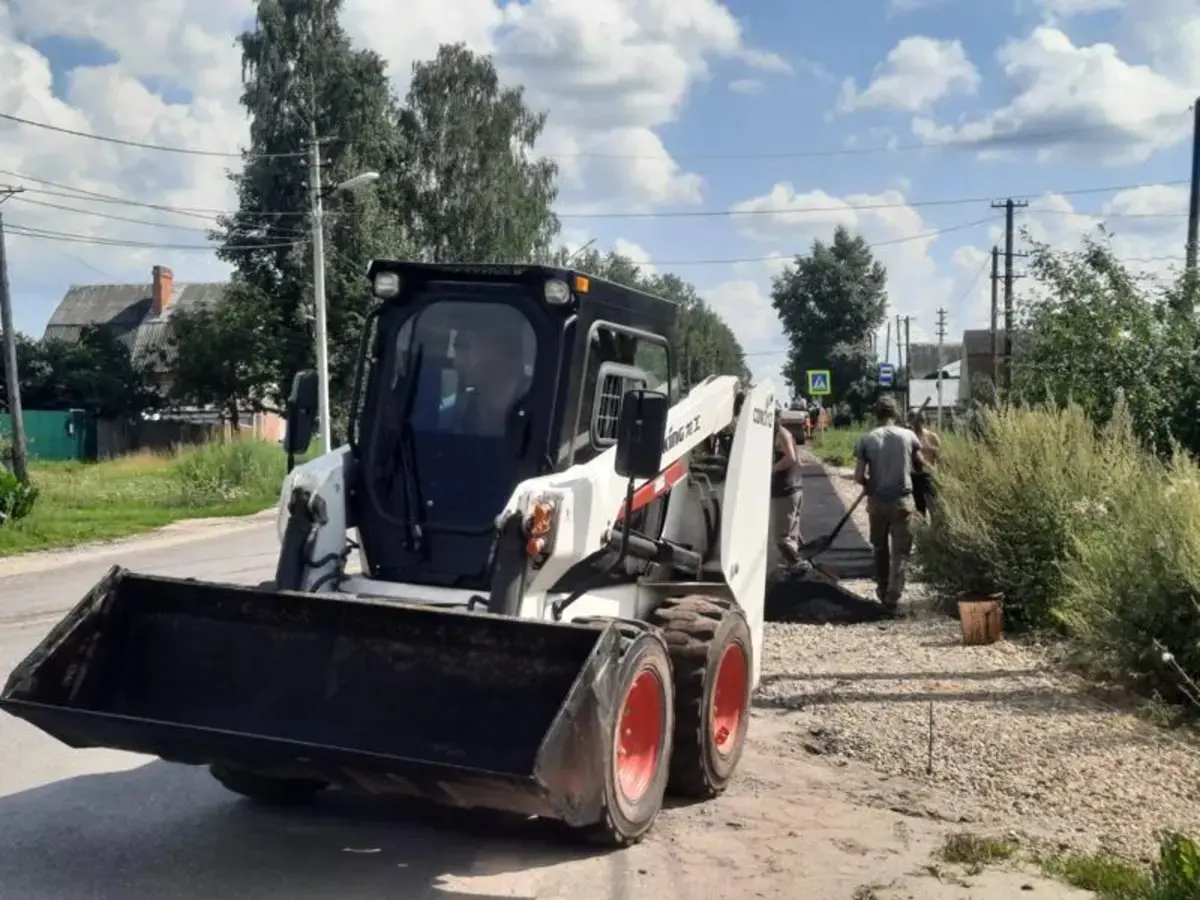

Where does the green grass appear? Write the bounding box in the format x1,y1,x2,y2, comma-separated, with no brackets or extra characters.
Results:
938,832,1020,875
0,438,290,556
937,832,1200,899
811,426,861,467
1038,833,1200,899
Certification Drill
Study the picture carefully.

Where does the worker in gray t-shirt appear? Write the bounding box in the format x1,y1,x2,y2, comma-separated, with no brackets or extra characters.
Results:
853,397,926,611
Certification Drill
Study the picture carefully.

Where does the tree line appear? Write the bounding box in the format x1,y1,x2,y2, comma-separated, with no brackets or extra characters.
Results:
10,0,751,427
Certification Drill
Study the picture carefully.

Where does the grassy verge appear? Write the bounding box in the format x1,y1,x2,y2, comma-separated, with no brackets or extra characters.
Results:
0,438,289,556
939,831,1200,899
811,426,861,467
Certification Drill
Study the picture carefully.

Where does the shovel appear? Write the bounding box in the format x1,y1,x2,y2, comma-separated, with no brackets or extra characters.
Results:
798,490,866,561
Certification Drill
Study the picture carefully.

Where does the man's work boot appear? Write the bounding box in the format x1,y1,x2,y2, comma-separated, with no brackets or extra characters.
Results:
778,540,803,567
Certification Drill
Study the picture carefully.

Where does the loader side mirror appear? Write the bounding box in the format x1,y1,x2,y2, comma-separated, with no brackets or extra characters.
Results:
284,369,319,455
614,388,669,479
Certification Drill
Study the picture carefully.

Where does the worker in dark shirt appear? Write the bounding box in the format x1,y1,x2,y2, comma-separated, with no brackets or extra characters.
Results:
771,410,805,569
853,397,926,610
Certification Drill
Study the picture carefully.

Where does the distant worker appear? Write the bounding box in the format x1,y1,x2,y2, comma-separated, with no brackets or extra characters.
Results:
771,409,805,569
853,397,926,612
909,411,941,518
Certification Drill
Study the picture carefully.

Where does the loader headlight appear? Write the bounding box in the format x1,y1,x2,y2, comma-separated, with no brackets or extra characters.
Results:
524,499,557,563
543,279,571,305
373,271,401,299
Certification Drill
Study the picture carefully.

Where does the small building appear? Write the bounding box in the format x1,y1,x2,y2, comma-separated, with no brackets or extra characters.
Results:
42,265,283,449
44,265,226,394
960,329,1030,398
905,341,964,380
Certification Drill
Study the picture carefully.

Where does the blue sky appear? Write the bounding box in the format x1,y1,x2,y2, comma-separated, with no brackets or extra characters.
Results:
1,0,1196,380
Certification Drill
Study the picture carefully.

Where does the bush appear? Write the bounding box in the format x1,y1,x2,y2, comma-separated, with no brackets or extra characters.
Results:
0,467,39,524
168,438,285,507
1055,446,1200,701
920,404,1118,629
916,402,1147,632
917,401,1200,704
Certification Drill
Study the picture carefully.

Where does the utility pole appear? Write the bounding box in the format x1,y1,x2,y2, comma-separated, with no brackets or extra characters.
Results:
990,246,1000,385
1186,99,1200,308
0,187,27,482
903,316,911,408
935,308,947,430
895,314,903,371
308,121,332,456
991,198,1028,393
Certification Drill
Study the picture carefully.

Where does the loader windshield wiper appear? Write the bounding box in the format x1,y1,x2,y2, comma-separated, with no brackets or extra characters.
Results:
364,340,426,553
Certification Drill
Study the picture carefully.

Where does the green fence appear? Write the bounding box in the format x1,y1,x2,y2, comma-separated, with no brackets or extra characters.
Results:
0,410,97,462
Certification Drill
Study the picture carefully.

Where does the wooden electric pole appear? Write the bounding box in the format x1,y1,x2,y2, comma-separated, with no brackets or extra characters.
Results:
990,246,999,384
991,199,1028,393
1185,99,1200,309
0,187,27,482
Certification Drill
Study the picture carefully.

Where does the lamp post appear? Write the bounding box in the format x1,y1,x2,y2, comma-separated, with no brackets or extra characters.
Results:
308,143,380,455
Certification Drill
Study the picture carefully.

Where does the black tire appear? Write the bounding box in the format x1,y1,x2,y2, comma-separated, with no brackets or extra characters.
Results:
573,621,675,848
209,763,326,806
650,595,753,799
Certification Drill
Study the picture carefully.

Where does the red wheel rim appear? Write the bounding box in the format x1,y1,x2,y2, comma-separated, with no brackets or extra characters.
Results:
710,642,748,757
616,668,664,801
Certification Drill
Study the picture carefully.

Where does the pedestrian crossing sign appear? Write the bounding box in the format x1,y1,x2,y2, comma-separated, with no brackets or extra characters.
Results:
807,369,831,396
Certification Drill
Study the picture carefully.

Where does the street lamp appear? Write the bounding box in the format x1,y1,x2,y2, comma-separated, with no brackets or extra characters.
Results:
309,166,381,455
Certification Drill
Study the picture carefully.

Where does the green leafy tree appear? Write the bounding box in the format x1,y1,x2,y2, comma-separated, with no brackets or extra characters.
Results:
6,327,159,417
771,226,888,416
167,283,277,429
1016,230,1189,455
398,43,560,263
215,0,410,408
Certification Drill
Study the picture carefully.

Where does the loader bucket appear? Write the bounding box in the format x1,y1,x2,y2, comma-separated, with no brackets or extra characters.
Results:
0,567,624,827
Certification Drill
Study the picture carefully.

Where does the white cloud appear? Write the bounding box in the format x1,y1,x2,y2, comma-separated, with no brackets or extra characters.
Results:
729,78,763,94
0,0,784,331
912,26,1193,163
728,182,986,345
613,237,657,274
838,36,979,113
1035,0,1123,20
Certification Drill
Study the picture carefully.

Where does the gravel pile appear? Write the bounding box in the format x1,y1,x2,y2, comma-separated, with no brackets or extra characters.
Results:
758,613,1200,860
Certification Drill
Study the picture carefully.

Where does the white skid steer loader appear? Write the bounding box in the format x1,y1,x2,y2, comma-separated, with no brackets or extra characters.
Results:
1,260,776,846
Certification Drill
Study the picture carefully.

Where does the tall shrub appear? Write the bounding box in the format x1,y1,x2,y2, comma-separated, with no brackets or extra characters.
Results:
916,403,1141,630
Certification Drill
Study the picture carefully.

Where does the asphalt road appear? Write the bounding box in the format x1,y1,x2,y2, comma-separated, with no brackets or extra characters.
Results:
0,521,642,900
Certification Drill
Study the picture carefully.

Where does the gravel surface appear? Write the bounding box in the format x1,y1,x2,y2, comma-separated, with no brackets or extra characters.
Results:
760,614,1200,860
762,459,1200,861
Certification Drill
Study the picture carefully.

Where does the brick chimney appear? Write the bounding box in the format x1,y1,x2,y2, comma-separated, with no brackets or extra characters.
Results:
151,265,174,315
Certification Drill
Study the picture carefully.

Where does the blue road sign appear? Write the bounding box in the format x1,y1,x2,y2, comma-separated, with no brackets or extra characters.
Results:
878,363,895,387
807,369,831,396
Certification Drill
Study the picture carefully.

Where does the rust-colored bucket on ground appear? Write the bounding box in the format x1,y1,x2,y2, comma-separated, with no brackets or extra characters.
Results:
957,593,1004,646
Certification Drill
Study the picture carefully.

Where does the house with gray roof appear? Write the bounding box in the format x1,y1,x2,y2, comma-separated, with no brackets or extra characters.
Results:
43,266,227,394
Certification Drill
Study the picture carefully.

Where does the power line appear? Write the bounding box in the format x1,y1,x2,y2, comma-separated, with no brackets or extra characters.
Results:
3,215,993,259
0,111,307,160
4,222,303,252
5,167,1189,223
1,107,1188,162
10,194,308,237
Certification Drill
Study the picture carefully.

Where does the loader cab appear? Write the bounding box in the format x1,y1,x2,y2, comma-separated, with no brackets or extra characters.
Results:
351,261,676,592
